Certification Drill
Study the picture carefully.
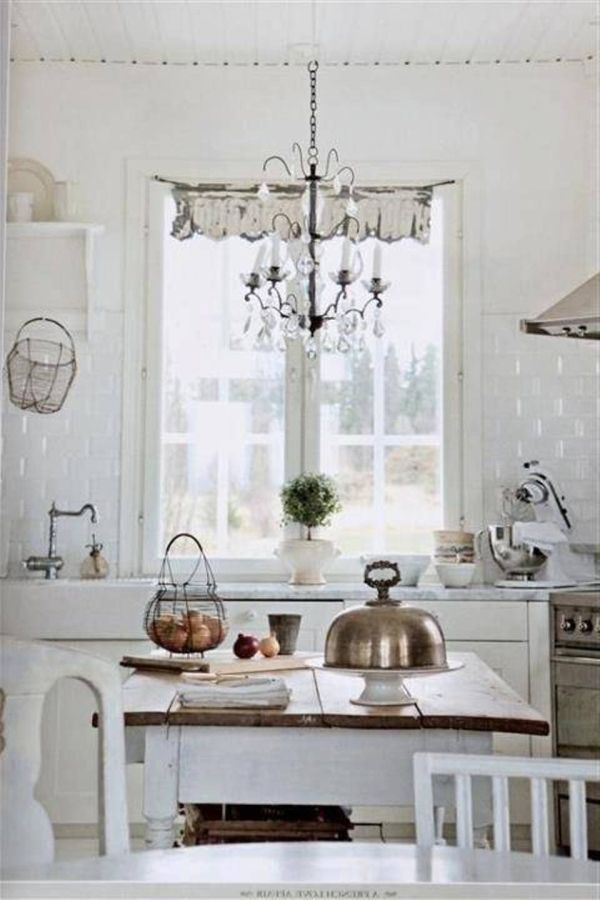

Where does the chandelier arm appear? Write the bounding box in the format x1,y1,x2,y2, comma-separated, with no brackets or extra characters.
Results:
263,155,293,177
319,287,347,321
291,142,308,178
335,165,356,188
280,294,298,317
267,282,291,310
325,214,361,240
345,295,384,317
244,288,269,312
272,212,295,239
321,148,340,180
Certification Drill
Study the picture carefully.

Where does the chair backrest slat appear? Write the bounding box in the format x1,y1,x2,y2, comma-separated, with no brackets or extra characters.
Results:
455,774,473,849
412,753,436,848
413,752,599,859
492,775,510,852
568,779,588,861
530,777,549,856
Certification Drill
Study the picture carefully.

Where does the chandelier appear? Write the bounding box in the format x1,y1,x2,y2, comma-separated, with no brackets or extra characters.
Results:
241,60,389,358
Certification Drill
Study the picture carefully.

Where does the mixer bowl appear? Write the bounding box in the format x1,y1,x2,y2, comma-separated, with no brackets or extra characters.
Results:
488,524,547,579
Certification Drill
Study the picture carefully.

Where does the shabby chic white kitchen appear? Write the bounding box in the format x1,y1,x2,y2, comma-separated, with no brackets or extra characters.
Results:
0,1,599,897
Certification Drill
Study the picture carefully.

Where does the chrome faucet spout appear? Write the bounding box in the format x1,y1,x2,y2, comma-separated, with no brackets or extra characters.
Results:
50,502,99,524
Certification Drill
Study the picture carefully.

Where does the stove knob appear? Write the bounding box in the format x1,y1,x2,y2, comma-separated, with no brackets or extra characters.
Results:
577,617,593,634
560,616,576,632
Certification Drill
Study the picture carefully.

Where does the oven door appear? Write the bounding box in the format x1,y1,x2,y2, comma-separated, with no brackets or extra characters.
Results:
553,656,600,856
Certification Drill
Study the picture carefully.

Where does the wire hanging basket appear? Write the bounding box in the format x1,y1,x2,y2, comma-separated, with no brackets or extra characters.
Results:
144,533,229,656
6,317,77,414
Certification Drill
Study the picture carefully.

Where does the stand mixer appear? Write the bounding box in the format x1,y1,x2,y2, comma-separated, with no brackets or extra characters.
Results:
486,461,597,588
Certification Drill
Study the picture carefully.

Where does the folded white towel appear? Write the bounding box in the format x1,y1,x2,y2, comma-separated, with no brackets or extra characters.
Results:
178,676,292,710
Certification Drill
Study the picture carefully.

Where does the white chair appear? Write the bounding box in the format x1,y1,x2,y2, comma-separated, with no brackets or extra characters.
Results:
0,636,130,867
413,751,600,860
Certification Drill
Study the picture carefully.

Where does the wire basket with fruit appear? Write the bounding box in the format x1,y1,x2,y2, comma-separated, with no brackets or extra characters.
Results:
144,533,228,655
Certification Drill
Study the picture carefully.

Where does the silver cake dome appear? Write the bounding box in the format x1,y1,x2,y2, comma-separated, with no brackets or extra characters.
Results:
324,562,447,671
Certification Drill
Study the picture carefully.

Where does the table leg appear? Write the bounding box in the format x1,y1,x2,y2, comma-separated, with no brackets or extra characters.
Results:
434,806,447,846
143,726,180,850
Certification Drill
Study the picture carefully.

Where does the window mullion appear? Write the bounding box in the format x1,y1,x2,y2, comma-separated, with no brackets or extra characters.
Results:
373,335,386,549
303,351,320,474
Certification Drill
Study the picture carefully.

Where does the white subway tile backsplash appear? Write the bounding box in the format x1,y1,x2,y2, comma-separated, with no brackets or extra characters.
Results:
482,315,599,541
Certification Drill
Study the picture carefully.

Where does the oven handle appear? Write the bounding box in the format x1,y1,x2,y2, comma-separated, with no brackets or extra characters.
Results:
551,655,600,665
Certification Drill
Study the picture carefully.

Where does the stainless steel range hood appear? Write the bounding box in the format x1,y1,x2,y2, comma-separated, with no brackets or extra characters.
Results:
520,272,600,340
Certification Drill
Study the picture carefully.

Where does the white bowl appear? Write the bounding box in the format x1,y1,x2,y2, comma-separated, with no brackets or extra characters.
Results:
361,555,430,587
434,562,476,588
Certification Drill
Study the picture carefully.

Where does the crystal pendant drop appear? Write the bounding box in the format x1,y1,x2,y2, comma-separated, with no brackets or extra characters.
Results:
373,310,385,338
258,182,270,201
305,336,318,359
332,174,342,195
337,334,351,353
322,328,335,353
284,313,300,340
262,308,277,330
297,254,315,276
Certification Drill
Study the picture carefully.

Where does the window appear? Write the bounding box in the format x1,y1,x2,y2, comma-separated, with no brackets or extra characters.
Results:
139,180,462,576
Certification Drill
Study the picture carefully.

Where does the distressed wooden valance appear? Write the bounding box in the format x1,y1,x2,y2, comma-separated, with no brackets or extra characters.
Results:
160,179,433,244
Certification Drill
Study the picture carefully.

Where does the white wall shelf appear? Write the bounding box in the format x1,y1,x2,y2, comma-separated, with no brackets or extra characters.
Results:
6,221,103,238
5,221,104,340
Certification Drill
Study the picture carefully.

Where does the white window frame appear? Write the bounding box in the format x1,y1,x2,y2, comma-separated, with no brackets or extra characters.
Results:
120,159,482,579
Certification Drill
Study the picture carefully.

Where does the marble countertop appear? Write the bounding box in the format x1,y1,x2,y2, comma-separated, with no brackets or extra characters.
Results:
0,577,556,601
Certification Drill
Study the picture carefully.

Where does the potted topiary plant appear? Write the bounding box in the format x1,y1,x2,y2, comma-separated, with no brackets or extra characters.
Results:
276,473,342,585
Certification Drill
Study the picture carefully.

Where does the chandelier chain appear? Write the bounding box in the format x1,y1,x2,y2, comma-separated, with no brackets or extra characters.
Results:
308,59,319,166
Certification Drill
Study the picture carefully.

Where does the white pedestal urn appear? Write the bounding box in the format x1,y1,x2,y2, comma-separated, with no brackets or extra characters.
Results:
275,539,340,585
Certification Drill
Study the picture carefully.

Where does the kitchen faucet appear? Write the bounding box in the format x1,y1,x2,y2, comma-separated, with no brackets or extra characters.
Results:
24,502,99,580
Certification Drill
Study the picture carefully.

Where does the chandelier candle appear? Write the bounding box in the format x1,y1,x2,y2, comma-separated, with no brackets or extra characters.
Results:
241,60,390,357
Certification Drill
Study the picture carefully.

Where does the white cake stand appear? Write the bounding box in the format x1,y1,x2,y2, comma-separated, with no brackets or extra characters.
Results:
313,657,464,706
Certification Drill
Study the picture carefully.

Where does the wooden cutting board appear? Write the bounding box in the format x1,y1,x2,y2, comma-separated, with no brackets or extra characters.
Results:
120,652,317,675
209,653,317,676
120,655,210,673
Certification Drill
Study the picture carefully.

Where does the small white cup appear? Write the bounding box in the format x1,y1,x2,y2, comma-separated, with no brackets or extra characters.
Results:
7,192,34,222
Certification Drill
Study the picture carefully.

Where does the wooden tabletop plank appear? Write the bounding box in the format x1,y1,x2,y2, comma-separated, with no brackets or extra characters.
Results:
412,653,550,736
120,653,549,735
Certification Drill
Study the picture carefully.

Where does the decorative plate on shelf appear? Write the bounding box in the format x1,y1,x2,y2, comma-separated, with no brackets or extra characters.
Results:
7,158,55,221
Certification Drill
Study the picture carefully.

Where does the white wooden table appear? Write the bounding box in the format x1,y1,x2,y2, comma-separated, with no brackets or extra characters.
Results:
119,653,550,850
3,843,598,899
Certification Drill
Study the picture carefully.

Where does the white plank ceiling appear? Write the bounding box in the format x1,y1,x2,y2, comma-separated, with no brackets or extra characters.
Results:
10,1,599,67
